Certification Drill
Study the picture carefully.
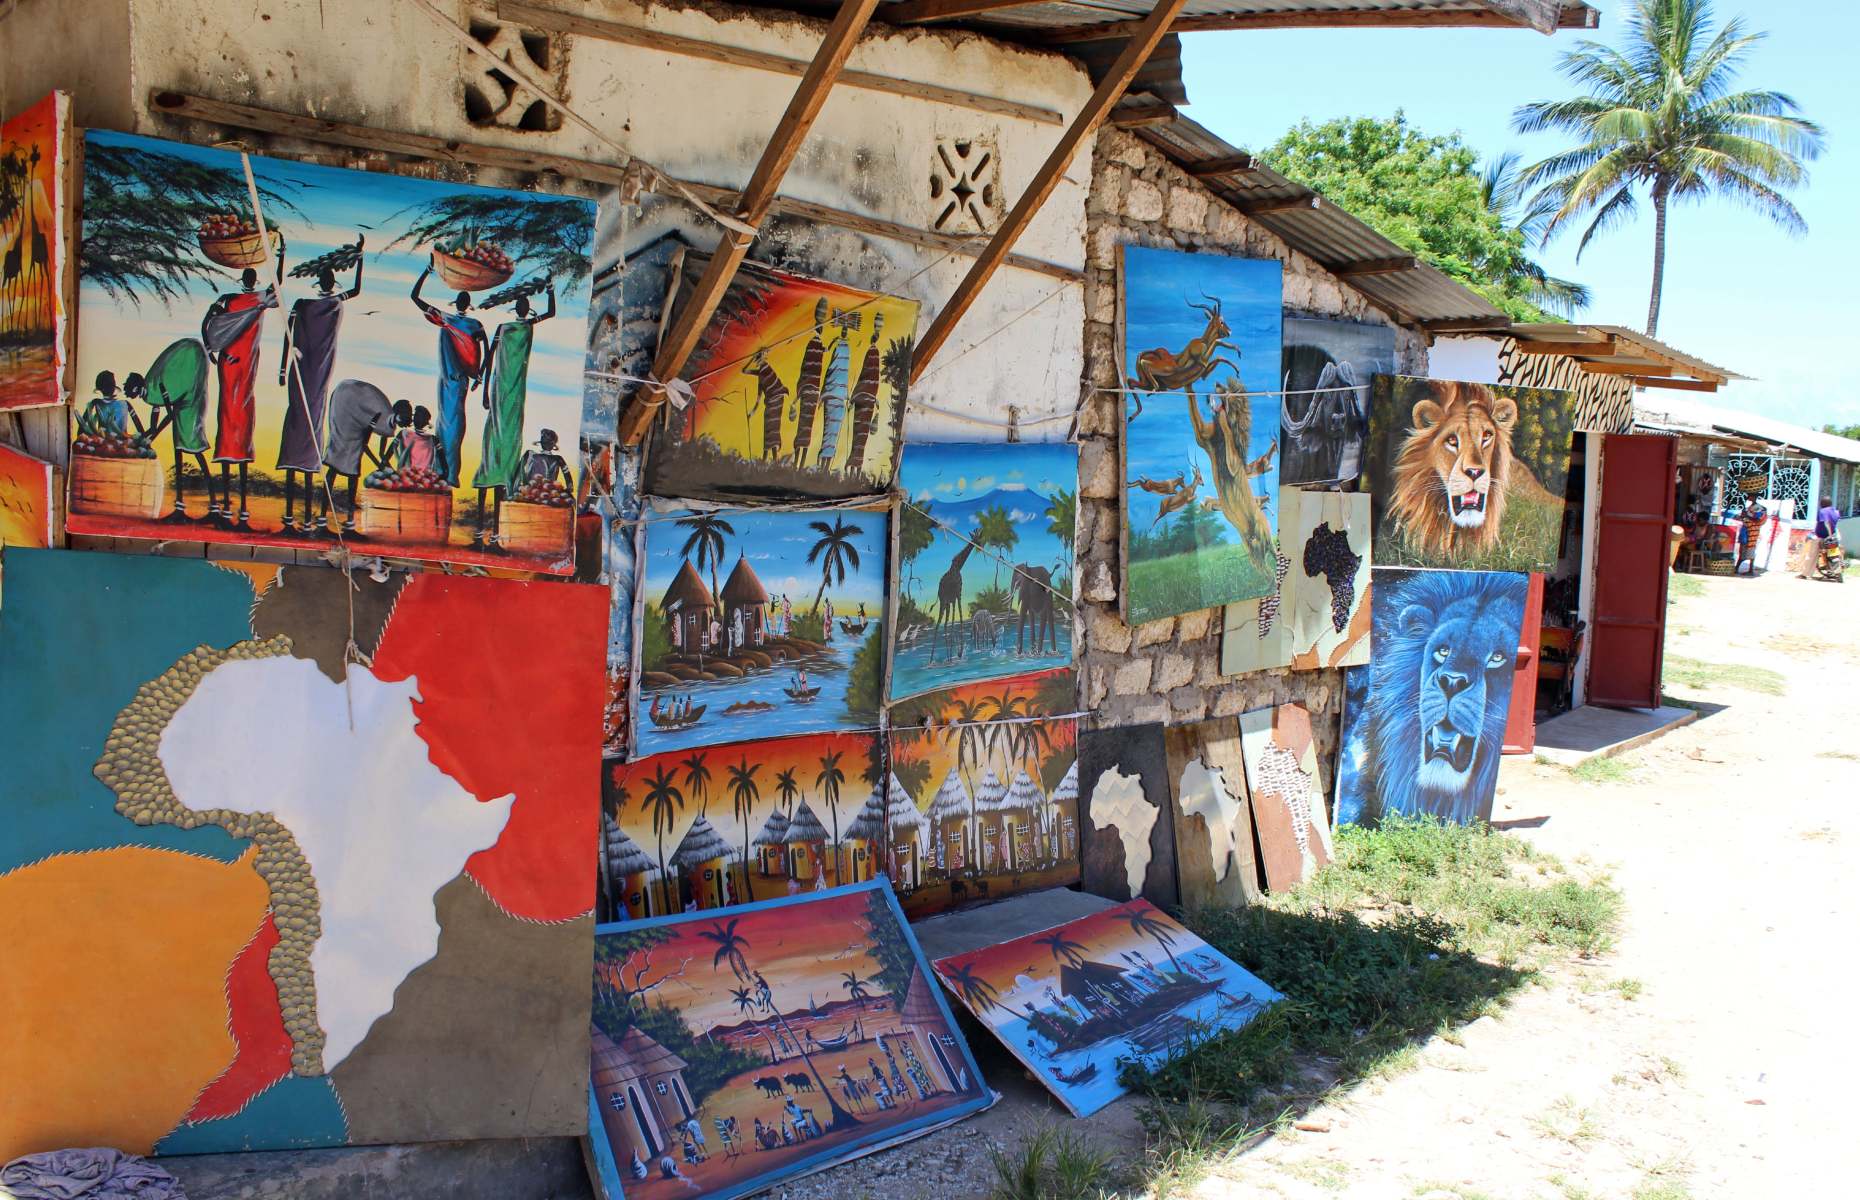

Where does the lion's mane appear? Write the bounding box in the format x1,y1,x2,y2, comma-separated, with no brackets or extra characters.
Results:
1388,381,1516,559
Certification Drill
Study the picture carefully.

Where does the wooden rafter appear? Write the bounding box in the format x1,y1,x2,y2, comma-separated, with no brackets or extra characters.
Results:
1582,360,1674,377
1034,6,1593,46
1108,99,1179,128
1515,336,1618,356
1236,194,1320,216
1186,153,1257,178
1634,377,1720,392
1422,317,1513,333
907,0,1191,384
498,0,1062,126
1332,255,1417,277
620,0,883,444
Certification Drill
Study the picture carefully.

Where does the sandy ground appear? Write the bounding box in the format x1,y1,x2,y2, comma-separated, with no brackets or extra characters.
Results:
1192,567,1860,1200
776,566,1858,1199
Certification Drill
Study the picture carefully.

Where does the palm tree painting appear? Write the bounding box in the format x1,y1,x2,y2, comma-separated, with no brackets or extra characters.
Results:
1514,0,1823,334
973,504,1017,589
940,962,1006,1018
1034,931,1089,969
640,765,686,914
840,970,874,1010
726,758,762,900
806,516,863,617
816,749,847,883
680,751,713,816
1113,905,1185,975
676,512,736,607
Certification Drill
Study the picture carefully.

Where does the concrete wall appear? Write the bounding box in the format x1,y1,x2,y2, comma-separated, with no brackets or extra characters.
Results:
1074,127,1428,775
109,0,1090,434
1,0,134,130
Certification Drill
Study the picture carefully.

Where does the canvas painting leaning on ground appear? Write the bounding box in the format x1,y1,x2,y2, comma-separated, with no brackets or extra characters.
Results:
0,550,604,1159
645,262,919,503
890,440,1076,702
0,92,71,410
632,500,888,758
1364,376,1577,571
69,130,596,572
1119,245,1283,624
1335,568,1528,827
1239,702,1334,891
933,899,1280,1117
585,880,992,1200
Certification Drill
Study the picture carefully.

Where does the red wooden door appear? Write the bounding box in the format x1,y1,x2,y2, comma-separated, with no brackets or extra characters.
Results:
1590,434,1678,709
1503,572,1545,754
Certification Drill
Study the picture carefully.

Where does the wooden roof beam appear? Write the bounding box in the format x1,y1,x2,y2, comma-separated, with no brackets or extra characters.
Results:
1635,377,1720,392
1035,7,1590,47
1109,99,1179,128
1515,336,1618,356
1186,153,1257,178
909,0,1190,385
1332,255,1417,277
1236,194,1319,216
498,1,1062,126
621,0,883,444
1583,360,1673,377
1422,317,1513,333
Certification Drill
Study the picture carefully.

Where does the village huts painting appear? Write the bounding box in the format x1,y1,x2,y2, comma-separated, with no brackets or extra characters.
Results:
1238,703,1334,891
644,262,918,503
586,881,990,1200
600,731,884,919
1,92,71,410
891,440,1076,701
933,900,1279,1117
1118,245,1283,624
886,669,1079,917
0,550,604,1158
1277,317,1395,487
632,501,887,757
69,130,595,572
1336,568,1527,827
1365,376,1577,571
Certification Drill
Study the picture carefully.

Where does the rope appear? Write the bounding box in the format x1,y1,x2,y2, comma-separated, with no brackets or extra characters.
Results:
1094,382,1367,400
897,497,1073,608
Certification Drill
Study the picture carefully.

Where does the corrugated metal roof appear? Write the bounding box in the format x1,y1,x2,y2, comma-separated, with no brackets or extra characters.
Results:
893,1,1591,39
1636,395,1860,466
1130,107,1509,327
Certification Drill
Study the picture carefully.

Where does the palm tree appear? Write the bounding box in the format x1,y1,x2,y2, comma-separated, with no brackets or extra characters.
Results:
942,962,1006,1016
805,516,863,616
816,750,847,883
898,499,936,604
731,984,783,1063
676,513,737,608
774,767,801,817
1035,931,1089,969
640,765,686,914
1114,906,1185,976
1043,489,1077,592
974,504,1018,588
840,970,874,1010
680,751,713,816
1514,0,1824,334
726,758,762,900
1477,153,1593,317
950,695,990,873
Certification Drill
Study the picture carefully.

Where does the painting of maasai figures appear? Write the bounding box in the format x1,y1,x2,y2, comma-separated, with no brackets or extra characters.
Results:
0,550,604,1159
1365,376,1578,571
933,900,1280,1117
1278,317,1396,487
633,501,887,758
886,669,1080,917
1239,703,1334,892
1218,487,1293,676
1286,490,1372,670
0,440,57,596
585,880,991,1200
1336,568,1527,828
597,730,886,923
890,441,1076,702
1119,245,1282,624
68,130,595,572
644,260,919,503
1,92,70,410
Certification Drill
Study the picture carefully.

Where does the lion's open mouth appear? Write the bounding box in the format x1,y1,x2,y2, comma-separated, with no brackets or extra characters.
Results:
1450,489,1487,521
1426,720,1476,773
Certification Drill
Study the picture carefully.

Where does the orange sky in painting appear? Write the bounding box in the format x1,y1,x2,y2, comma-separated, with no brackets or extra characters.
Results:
607,730,880,857
890,669,1077,807
938,898,1175,995
616,889,888,1031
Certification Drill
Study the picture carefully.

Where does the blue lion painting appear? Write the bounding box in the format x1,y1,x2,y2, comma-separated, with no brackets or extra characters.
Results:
1336,568,1527,826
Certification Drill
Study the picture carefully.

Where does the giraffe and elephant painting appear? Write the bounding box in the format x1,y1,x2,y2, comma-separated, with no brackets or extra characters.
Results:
889,441,1076,702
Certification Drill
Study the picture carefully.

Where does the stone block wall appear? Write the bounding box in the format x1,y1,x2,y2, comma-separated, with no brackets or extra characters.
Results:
1073,128,1429,781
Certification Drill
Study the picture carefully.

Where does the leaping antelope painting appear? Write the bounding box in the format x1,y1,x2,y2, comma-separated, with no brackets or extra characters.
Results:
1118,244,1284,624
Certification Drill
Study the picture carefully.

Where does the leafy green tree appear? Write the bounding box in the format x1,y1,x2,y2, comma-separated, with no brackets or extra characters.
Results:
843,627,884,728
1822,424,1860,442
1515,0,1824,334
1262,114,1567,322
387,191,595,285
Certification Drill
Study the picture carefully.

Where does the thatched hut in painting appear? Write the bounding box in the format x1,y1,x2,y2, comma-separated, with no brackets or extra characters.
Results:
591,1026,696,1169
841,785,887,883
601,813,657,919
752,807,791,877
1049,759,1080,862
719,553,769,654
661,560,716,655
925,769,971,875
997,769,1043,871
784,799,830,886
671,814,735,908
972,768,1007,872
881,773,927,888
882,965,971,1096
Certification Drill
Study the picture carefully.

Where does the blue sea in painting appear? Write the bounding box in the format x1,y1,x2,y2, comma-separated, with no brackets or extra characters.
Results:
891,441,1077,702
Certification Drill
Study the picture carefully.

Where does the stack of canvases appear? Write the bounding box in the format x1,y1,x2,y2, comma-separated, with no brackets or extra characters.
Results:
1,102,616,1165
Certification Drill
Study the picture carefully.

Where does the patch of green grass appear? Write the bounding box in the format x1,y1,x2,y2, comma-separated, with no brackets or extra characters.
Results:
1568,755,1636,785
1530,1096,1603,1146
1667,572,1706,598
1632,1183,1693,1200
1127,541,1271,626
987,1127,1119,1200
1380,485,1563,572
1611,977,1645,1001
1663,654,1787,697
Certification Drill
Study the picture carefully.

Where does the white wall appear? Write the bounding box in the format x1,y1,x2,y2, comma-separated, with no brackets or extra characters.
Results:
1426,335,1504,385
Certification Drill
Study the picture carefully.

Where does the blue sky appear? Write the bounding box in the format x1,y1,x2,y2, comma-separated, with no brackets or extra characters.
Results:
643,505,888,612
1181,1,1856,427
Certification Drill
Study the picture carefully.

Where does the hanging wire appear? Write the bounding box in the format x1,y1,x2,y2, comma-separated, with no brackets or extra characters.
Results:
897,497,1074,608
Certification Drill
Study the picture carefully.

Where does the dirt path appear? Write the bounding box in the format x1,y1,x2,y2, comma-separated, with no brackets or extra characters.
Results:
1193,569,1860,1200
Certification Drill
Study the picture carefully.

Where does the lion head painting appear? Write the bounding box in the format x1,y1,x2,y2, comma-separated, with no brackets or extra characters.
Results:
1388,382,1517,556
1336,568,1528,827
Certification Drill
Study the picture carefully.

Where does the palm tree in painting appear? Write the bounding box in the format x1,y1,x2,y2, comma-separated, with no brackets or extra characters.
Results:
1035,931,1090,969
681,751,713,815
816,749,847,883
974,504,1018,588
1114,906,1185,976
805,516,862,617
640,764,685,914
840,970,874,1011
732,984,783,1064
1044,489,1077,594
598,770,631,918
676,512,736,606
698,918,860,1130
726,758,762,900
950,694,990,874
942,962,1006,1017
